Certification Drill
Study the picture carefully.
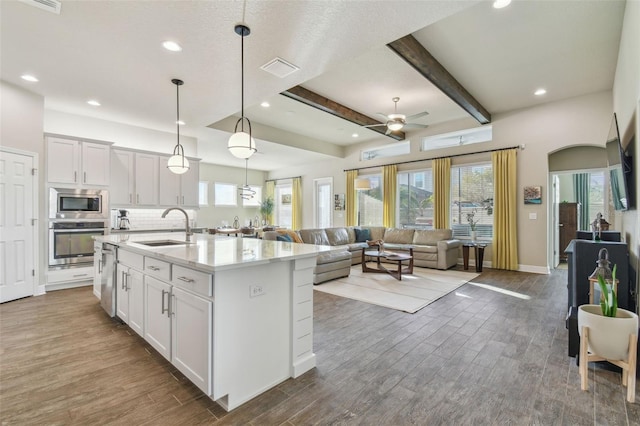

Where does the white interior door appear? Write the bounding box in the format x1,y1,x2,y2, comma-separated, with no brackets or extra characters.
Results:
313,177,332,228
0,150,35,303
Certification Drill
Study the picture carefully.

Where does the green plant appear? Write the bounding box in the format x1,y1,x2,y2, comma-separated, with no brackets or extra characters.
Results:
597,264,618,317
259,197,274,223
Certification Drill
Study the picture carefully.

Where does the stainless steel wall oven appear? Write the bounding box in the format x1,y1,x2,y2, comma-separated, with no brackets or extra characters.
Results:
49,221,108,266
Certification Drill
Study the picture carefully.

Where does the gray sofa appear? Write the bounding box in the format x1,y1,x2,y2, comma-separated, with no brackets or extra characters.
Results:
264,226,461,284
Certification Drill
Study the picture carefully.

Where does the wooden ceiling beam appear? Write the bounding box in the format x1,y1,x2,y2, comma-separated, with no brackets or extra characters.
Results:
387,35,491,124
280,86,406,141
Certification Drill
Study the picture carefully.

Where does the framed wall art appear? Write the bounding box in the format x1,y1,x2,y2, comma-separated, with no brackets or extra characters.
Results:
524,186,542,204
334,193,345,210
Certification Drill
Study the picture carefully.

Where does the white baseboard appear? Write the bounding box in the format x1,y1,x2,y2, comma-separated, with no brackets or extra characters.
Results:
518,264,550,274
46,281,92,292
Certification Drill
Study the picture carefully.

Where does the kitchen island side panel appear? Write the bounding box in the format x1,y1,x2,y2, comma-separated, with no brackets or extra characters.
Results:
212,260,292,411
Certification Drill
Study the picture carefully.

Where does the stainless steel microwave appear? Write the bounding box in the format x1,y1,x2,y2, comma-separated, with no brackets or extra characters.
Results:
49,188,109,220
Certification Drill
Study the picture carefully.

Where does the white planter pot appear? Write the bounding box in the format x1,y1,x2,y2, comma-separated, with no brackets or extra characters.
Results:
578,304,639,361
470,231,477,241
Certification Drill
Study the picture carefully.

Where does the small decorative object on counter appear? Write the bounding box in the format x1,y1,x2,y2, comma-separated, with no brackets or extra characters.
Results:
232,216,240,229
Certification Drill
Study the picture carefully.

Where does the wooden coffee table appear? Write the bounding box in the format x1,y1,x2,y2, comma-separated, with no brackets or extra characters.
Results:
361,247,414,280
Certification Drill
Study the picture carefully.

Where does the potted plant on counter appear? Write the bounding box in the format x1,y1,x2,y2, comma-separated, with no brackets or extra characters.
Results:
259,197,274,226
578,259,639,402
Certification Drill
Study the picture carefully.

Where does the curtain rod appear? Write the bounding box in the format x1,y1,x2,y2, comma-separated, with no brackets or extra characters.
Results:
265,175,301,183
343,144,524,172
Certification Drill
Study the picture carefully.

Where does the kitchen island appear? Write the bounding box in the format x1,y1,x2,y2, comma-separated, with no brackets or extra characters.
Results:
95,232,332,411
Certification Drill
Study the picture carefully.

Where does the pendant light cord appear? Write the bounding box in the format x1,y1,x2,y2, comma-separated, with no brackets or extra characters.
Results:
240,31,245,132
176,82,181,150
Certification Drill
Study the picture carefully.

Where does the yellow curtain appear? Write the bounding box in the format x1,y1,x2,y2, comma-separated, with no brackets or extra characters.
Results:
382,165,397,228
492,148,518,270
345,170,357,226
433,158,451,229
264,180,275,224
292,177,302,230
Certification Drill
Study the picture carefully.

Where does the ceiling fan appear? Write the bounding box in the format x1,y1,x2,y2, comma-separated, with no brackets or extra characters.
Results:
364,97,429,135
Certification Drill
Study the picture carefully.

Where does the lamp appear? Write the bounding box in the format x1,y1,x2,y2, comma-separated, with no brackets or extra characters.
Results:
239,159,256,200
228,24,257,159
355,177,371,191
167,79,190,174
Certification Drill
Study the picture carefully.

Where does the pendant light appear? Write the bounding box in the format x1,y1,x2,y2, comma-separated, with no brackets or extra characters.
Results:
239,159,256,200
228,24,257,159
167,78,190,174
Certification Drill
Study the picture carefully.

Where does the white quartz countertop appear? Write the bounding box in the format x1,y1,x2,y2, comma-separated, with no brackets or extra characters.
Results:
95,233,333,273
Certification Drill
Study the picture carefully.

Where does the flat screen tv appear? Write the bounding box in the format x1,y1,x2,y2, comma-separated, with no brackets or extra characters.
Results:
605,113,632,211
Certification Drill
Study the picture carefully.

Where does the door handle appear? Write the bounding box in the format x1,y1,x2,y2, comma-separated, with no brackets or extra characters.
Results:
98,259,103,274
559,223,564,227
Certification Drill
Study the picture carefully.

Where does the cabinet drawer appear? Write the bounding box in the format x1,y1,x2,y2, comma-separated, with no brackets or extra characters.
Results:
144,257,171,281
118,249,144,270
171,265,212,297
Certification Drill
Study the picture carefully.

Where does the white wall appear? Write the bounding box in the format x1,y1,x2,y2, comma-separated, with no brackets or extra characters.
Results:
44,110,198,156
612,0,640,312
0,80,47,289
198,163,267,229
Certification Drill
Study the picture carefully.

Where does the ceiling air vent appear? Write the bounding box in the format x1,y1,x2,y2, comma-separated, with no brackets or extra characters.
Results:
19,0,62,14
260,57,299,78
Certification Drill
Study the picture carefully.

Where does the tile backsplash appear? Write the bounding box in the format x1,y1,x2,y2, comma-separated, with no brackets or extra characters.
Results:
111,208,198,230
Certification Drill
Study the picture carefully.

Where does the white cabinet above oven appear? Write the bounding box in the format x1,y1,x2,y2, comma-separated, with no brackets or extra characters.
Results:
46,135,111,187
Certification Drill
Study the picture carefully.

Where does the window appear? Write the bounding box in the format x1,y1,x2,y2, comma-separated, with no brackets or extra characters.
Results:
397,169,433,229
589,171,605,220
362,141,410,161
214,182,237,206
198,181,209,206
242,186,263,207
421,126,492,152
357,175,383,226
275,183,293,228
450,163,493,239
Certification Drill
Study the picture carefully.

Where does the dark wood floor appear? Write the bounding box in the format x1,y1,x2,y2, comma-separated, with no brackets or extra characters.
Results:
1,267,638,425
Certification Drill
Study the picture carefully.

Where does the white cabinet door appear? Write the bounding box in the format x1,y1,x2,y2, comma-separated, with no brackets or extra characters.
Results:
82,142,110,186
135,154,158,206
128,268,145,337
144,275,171,361
158,156,181,206
180,161,199,207
47,137,79,185
171,286,212,395
116,264,129,323
110,150,135,206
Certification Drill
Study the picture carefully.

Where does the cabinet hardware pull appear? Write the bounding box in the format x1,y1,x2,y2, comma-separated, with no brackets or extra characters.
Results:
177,195,179,204
147,265,160,271
84,172,87,183
125,272,130,291
121,271,126,290
161,289,168,314
98,259,103,274
137,194,140,203
129,194,132,203
73,273,88,278
74,171,77,182
181,195,184,205
177,276,195,283
171,295,175,317
168,292,173,318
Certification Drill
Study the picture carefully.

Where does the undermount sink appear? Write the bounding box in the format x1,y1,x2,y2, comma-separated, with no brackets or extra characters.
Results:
136,240,192,247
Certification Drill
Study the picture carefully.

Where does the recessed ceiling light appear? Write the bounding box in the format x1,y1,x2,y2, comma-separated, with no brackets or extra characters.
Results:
534,88,547,96
21,74,39,82
352,133,359,138
176,120,185,126
493,0,511,9
260,101,270,108
162,41,182,52
87,100,101,106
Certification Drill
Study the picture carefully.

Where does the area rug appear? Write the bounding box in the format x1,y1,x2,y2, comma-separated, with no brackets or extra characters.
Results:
314,267,480,313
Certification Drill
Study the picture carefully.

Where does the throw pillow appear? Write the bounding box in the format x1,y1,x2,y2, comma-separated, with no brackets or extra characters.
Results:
355,228,371,243
276,234,292,242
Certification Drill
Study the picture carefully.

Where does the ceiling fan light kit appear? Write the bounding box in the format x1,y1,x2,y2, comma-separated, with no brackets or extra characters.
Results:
168,78,190,175
228,23,257,160
364,97,428,135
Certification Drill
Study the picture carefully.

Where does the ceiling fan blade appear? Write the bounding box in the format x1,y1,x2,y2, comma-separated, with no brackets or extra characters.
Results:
405,111,429,121
385,127,392,135
376,113,390,120
403,123,429,129
363,123,387,128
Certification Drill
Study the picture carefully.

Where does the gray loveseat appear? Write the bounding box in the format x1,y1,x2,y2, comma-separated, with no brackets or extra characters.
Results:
264,227,461,284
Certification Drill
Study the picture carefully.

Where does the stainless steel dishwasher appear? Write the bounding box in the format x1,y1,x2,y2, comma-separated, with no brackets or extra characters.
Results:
99,243,117,317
